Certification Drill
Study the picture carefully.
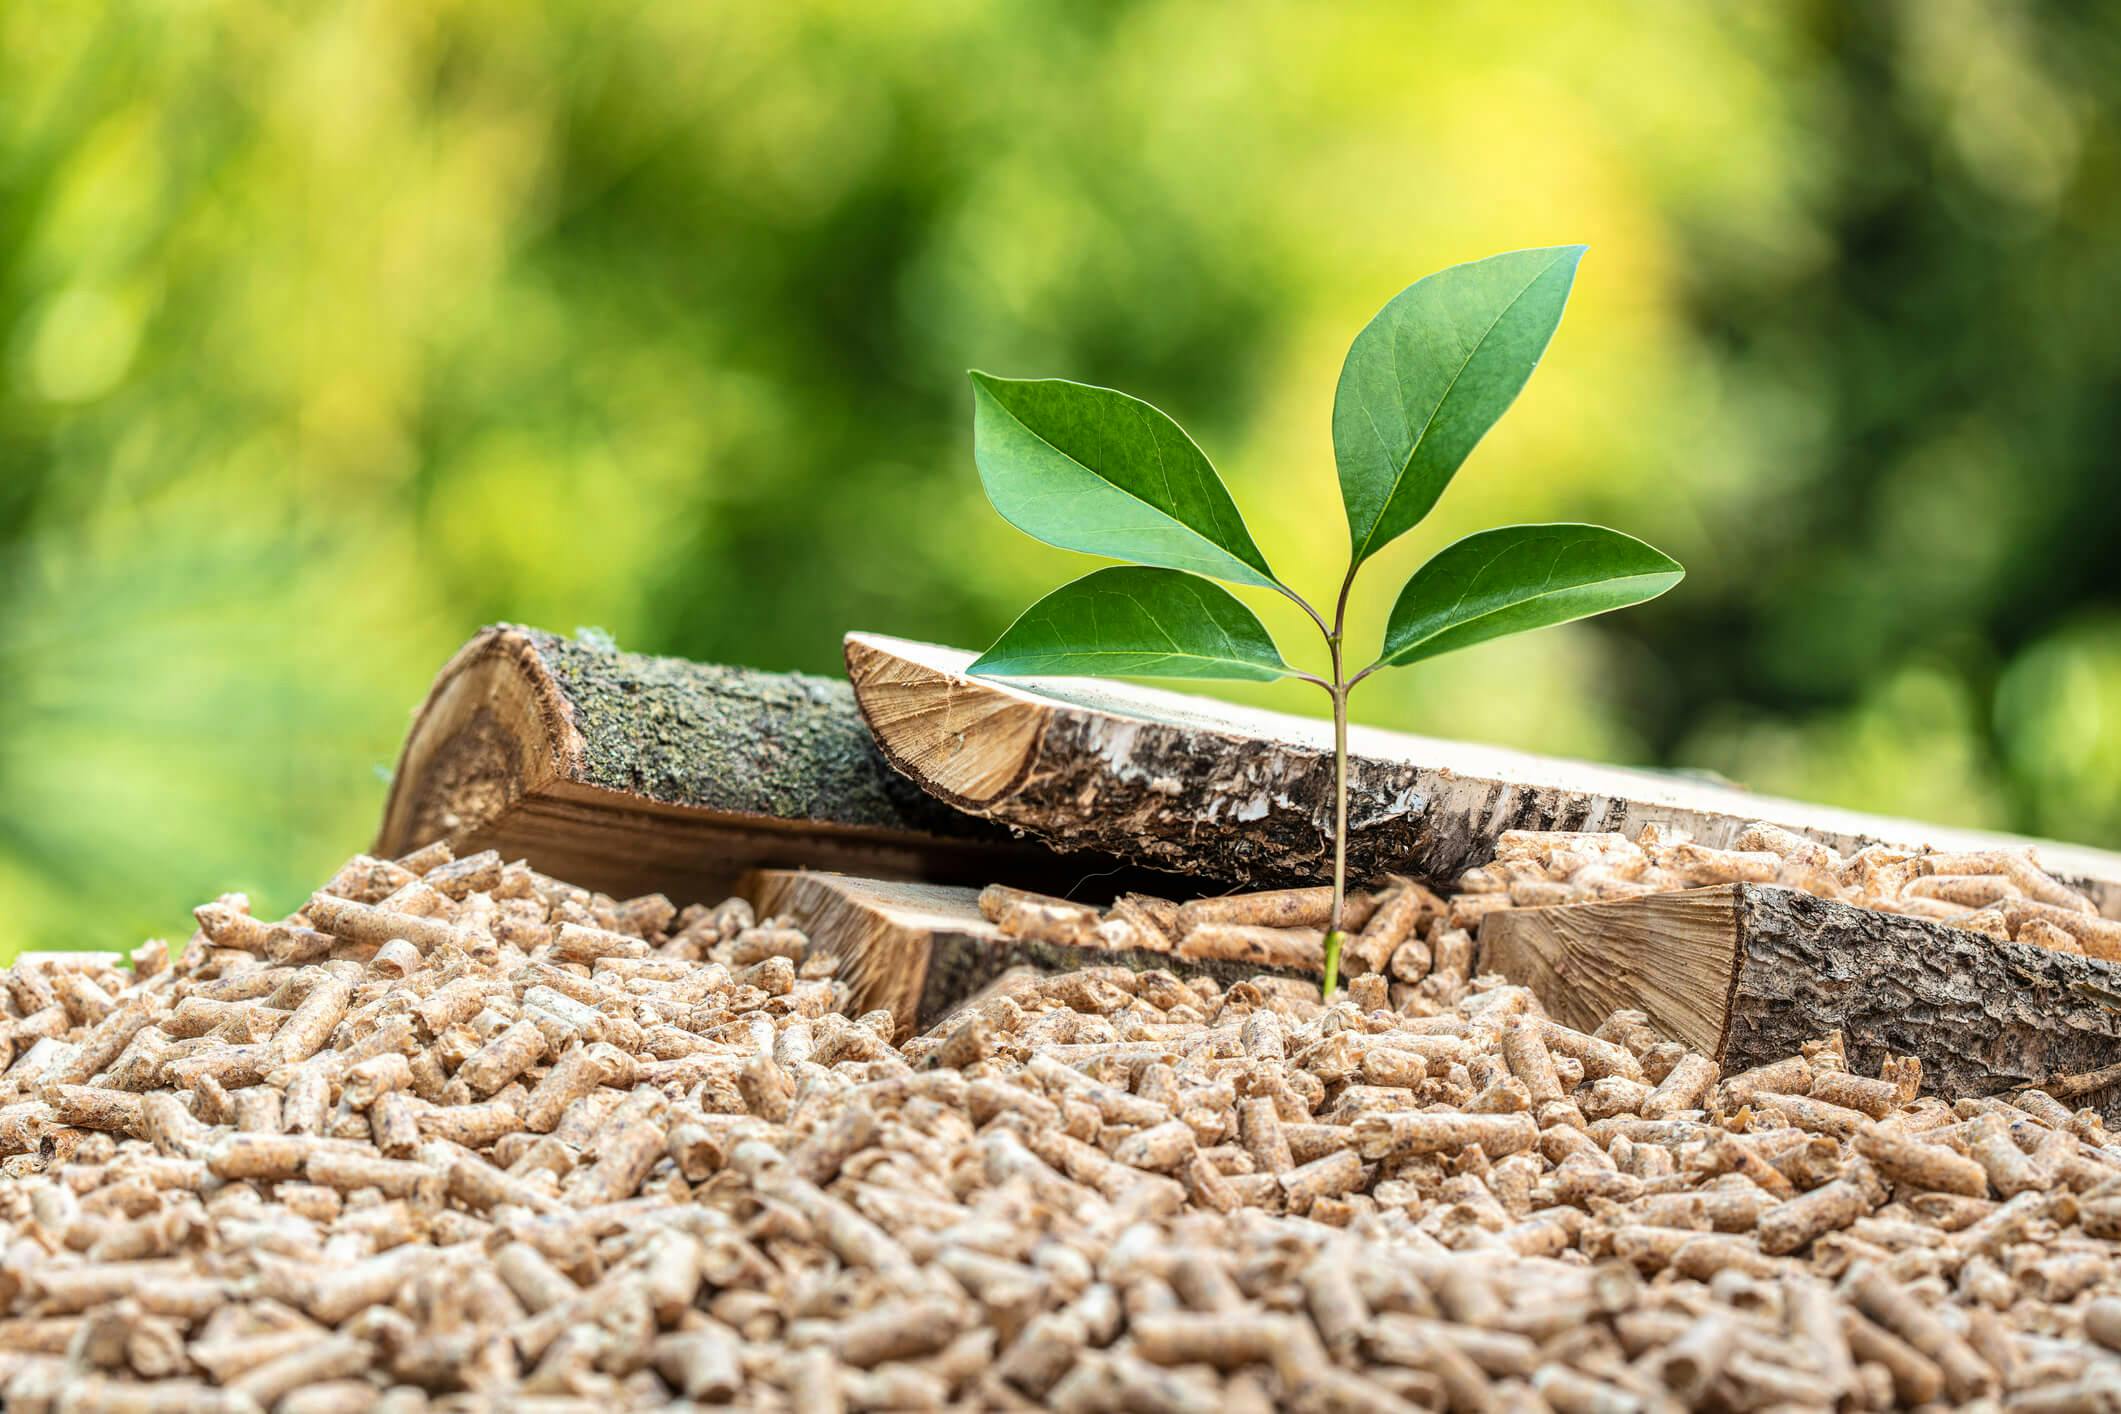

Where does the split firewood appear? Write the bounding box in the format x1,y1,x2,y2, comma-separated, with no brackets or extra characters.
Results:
781,838,2121,1115
845,631,2121,913
1483,883,2121,1110
376,625,1044,904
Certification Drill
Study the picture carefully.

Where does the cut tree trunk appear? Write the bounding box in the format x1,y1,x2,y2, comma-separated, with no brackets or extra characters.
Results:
377,626,1044,904
744,870,1310,1038
846,633,2121,914
1479,883,2121,1113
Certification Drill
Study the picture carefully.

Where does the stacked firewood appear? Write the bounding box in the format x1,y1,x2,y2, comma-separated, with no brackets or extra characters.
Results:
1,847,2120,1409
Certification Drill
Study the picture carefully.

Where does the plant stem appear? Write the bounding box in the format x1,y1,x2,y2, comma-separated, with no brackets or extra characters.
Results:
1321,676,1350,997
1270,582,1333,639
1325,649,1347,935
1318,562,1361,998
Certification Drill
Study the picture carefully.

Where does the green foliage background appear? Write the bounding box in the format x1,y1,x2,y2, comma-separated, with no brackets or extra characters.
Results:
5,2,2120,954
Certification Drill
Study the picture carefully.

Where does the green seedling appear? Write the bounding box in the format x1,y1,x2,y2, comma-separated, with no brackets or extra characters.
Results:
965,247,1683,996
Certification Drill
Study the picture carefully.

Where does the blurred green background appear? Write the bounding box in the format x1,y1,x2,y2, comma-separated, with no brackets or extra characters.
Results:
6,2,2120,954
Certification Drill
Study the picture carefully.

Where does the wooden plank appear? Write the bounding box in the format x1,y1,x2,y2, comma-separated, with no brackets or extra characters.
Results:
845,631,2121,914
744,869,1309,1037
1479,883,2121,1112
377,626,1042,905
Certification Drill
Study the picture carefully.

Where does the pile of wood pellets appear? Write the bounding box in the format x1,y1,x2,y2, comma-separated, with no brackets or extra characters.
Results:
3,845,2121,1411
978,876,1477,1009
984,821,2121,979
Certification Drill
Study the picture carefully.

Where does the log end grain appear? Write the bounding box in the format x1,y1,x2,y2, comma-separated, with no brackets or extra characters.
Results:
1478,886,1743,1059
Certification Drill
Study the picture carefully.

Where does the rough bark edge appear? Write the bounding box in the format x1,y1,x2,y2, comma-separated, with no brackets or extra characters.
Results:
1725,885,2121,1110
849,632,1611,886
520,625,1004,836
1017,710,1624,886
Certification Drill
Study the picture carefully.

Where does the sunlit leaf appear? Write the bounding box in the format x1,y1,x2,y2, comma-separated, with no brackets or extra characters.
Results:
970,566,1295,681
1373,523,1683,670
1335,246,1584,566
970,373,1278,588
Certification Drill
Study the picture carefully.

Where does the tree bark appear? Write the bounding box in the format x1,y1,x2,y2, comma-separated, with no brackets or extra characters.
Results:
378,626,1038,904
745,870,1309,1038
1480,883,2121,1114
845,632,2121,914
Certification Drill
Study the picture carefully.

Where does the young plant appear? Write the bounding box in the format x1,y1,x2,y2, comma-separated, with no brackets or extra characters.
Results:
964,247,1684,995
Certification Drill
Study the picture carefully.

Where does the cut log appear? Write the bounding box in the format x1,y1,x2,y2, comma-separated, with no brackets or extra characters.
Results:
378,626,1040,904
846,632,2121,914
1479,884,2121,1113
744,870,1309,1037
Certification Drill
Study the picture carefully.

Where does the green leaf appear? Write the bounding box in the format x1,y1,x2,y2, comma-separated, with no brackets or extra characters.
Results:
1374,523,1683,671
970,372,1278,588
1334,246,1585,566
970,566,1296,681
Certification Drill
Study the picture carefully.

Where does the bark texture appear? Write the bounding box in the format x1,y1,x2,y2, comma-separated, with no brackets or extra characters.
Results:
847,634,2121,911
1726,886,2121,1108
